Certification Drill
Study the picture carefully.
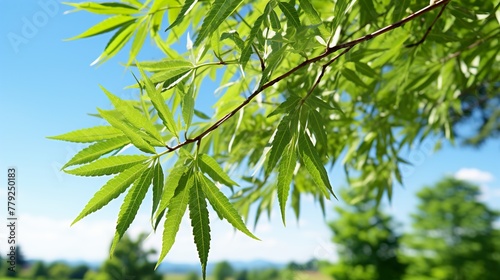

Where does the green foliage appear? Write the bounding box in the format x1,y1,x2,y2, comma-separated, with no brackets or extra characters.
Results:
324,190,406,280
402,178,500,280
87,233,162,280
212,261,234,280
52,0,500,277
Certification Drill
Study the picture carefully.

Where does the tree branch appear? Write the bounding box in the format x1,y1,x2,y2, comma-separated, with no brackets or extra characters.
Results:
162,0,452,154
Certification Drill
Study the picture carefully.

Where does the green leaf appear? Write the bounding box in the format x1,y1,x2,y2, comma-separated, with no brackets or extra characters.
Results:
65,15,135,40
98,108,156,154
137,59,194,72
48,126,124,143
259,45,287,86
64,2,139,15
101,86,164,146
341,68,368,88
110,164,155,254
354,62,378,78
63,136,130,169
278,2,301,29
298,134,335,198
269,10,281,30
298,0,329,38
220,31,245,50
266,116,292,174
71,163,147,225
267,95,301,118
307,109,327,150
277,144,296,226
151,161,164,222
165,0,199,31
157,174,194,267
199,154,238,187
240,15,265,68
189,175,211,279
65,155,149,177
94,20,137,65
182,81,195,130
154,165,188,225
195,0,244,46
127,19,149,66
139,67,179,137
199,174,259,240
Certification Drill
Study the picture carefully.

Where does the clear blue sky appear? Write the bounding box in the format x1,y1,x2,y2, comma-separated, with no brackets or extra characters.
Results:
1,1,499,265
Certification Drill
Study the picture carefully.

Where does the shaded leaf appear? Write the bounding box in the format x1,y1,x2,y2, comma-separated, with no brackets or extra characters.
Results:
157,174,194,267
266,116,292,174
298,0,329,38
277,143,296,225
154,165,188,228
166,0,199,31
151,161,164,221
298,134,335,198
278,2,301,29
189,175,211,279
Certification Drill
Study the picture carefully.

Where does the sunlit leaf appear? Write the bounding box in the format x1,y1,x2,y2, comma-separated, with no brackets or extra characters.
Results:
65,155,149,176
63,136,130,169
199,154,238,187
64,2,138,15
199,174,259,240
110,164,155,254
138,66,179,138
71,163,147,225
48,126,124,143
65,15,135,40
98,108,156,154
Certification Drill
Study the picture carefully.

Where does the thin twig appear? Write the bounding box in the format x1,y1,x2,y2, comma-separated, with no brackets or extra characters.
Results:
161,0,452,154
406,1,449,48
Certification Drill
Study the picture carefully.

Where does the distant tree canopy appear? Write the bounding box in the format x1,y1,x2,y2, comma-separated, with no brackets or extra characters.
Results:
324,190,406,280
84,233,162,280
402,177,500,280
51,0,499,277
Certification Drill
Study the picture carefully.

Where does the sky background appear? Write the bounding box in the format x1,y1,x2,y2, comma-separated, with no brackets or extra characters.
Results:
1,0,499,266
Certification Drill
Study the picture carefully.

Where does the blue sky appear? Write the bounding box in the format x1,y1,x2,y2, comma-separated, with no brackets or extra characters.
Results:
1,1,499,265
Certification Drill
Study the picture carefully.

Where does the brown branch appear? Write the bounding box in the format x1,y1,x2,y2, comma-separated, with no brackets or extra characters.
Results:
406,1,449,48
442,30,500,62
162,0,452,153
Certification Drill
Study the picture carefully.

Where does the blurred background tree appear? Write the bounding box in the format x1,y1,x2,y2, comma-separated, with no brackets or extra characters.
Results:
47,262,71,280
186,271,199,280
83,233,162,280
402,177,500,280
212,261,235,280
323,190,406,280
